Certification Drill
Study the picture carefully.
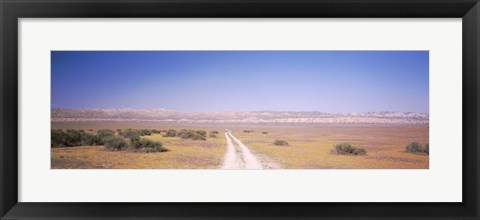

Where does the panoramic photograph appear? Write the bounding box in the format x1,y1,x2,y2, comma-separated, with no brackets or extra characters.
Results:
51,51,429,169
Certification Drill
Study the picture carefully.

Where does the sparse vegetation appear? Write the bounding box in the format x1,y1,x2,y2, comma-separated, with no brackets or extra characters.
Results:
130,138,168,152
164,129,177,137
120,129,141,141
103,136,129,151
96,129,115,144
262,132,268,134
209,131,219,138
274,139,289,146
51,128,167,153
96,129,115,138
51,129,101,147
333,143,367,155
178,129,207,140
406,142,429,154
406,142,421,152
138,129,152,136
244,130,254,133
196,130,207,136
81,133,99,146
52,125,429,169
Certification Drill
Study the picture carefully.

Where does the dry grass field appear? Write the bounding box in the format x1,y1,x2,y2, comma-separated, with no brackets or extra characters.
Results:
51,123,226,169
233,126,429,169
51,122,428,169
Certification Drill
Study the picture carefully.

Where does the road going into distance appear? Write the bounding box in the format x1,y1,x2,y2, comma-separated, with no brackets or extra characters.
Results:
221,130,279,169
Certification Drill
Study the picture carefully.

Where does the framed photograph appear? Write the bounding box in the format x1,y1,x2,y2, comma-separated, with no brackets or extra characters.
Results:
1,0,479,219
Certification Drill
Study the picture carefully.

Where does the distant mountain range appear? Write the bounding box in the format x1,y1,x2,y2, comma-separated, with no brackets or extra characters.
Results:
51,108,429,125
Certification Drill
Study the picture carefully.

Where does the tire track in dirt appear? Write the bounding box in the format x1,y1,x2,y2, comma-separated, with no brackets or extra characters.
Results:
221,130,279,169
221,132,242,169
228,132,263,169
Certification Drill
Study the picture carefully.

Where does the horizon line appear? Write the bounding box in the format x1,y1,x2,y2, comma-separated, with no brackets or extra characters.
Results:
51,107,429,114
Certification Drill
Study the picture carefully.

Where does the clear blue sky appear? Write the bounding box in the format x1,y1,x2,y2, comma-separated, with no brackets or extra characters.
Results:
51,51,429,113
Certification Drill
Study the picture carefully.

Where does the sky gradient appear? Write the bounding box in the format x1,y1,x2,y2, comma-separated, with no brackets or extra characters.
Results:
51,51,429,113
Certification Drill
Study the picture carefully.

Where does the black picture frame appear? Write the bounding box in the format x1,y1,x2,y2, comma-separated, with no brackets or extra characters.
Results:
1,0,479,219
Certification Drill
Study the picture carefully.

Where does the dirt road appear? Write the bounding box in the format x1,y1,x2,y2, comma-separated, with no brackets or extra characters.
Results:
221,130,279,169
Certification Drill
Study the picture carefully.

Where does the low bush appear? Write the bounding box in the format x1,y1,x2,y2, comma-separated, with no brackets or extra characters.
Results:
130,138,167,152
138,129,152,136
244,130,254,133
64,129,86,146
96,129,115,138
151,129,161,134
51,129,68,147
178,129,206,140
51,128,168,153
406,142,422,152
103,136,129,151
192,133,206,140
196,130,207,136
51,129,87,147
52,129,104,147
164,129,177,137
406,142,429,154
210,131,219,134
209,133,217,138
121,129,141,141
262,132,268,134
96,129,115,144
333,143,367,156
81,133,100,146
274,139,289,146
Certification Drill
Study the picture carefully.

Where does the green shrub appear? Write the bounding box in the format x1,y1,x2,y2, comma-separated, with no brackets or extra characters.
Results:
51,129,68,147
353,147,367,155
63,129,85,146
196,130,207,136
103,136,128,151
333,143,367,155
164,129,177,137
178,129,206,140
52,129,101,147
209,133,217,138
192,133,206,140
262,132,268,134
274,139,289,146
138,129,152,136
406,142,423,153
81,133,99,146
210,131,219,134
121,129,140,141
178,129,191,139
51,128,168,153
406,142,429,154
244,130,254,133
96,129,115,144
151,129,161,134
130,138,167,152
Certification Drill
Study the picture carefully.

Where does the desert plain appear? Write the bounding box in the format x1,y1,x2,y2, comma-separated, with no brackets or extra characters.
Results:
51,121,428,169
